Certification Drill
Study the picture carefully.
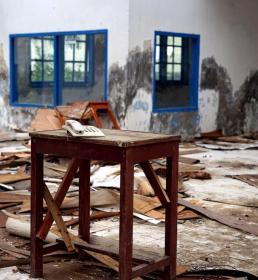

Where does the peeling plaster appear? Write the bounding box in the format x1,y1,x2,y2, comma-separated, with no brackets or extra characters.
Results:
201,56,258,135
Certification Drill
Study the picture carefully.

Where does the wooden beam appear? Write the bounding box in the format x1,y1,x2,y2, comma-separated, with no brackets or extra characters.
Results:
43,184,75,252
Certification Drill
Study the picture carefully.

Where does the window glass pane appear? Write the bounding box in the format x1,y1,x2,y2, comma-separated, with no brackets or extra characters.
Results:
156,35,160,45
166,64,173,80
75,42,86,61
155,64,160,80
74,63,85,82
43,39,54,60
64,42,74,61
154,35,196,110
174,37,182,46
167,46,173,63
155,46,160,63
31,61,42,81
14,37,53,105
166,64,172,73
64,62,73,82
174,47,182,63
166,73,173,81
59,33,107,104
43,62,54,81
31,39,42,59
65,35,76,42
174,64,182,80
76,35,86,41
167,36,173,45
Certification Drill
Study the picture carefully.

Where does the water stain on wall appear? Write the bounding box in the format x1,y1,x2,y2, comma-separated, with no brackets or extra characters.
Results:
201,57,258,135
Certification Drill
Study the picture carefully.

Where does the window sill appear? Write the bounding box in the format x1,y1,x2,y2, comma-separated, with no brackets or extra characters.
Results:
152,106,198,113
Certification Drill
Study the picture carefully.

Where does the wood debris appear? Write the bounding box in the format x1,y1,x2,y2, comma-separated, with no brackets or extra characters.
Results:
0,127,258,278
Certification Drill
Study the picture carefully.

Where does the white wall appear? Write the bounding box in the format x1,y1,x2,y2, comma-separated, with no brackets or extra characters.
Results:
128,0,258,133
0,0,130,69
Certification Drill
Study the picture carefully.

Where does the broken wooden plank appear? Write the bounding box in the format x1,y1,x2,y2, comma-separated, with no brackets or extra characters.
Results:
178,198,258,236
135,176,155,197
0,202,20,210
133,194,161,214
178,210,200,220
43,184,75,252
0,210,7,227
0,242,30,259
179,156,200,164
228,174,258,189
29,108,62,132
0,173,30,184
0,192,30,203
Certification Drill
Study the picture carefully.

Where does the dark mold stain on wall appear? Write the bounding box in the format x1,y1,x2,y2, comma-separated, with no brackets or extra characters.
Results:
109,46,152,124
0,43,35,130
201,57,258,135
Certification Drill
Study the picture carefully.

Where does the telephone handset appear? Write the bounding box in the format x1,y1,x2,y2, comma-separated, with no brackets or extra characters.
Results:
63,120,105,137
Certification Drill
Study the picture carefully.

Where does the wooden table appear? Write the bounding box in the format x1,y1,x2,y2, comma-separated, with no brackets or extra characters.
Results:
30,129,180,280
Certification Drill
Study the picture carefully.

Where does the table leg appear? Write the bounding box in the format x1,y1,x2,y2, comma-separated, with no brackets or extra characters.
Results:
79,160,91,242
31,148,44,278
164,146,178,280
119,153,134,280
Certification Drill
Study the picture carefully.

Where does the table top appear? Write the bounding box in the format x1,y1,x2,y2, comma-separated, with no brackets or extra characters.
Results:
30,129,180,147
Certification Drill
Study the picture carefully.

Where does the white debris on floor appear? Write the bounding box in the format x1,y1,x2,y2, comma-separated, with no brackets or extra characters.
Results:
88,142,258,276
0,266,30,280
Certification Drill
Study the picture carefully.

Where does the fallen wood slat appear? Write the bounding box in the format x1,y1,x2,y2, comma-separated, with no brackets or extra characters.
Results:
0,158,29,170
179,156,200,164
0,202,20,210
179,148,207,155
0,173,30,184
0,242,30,258
178,210,200,220
0,192,30,203
0,254,76,268
29,108,62,131
43,184,75,252
228,174,258,189
135,176,155,197
178,198,258,236
65,211,120,227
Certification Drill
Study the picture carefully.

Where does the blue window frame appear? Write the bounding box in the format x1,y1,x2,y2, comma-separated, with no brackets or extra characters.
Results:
63,35,94,86
30,37,54,86
153,31,200,112
10,30,108,107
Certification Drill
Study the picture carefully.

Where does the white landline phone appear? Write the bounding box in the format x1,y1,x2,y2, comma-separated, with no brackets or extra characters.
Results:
63,120,105,137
